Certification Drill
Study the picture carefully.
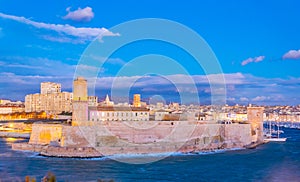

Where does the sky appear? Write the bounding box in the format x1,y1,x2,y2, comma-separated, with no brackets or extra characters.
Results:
0,0,300,105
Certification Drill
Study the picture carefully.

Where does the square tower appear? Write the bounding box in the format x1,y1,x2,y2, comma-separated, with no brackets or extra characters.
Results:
72,77,88,126
247,107,264,143
73,77,88,101
133,94,141,107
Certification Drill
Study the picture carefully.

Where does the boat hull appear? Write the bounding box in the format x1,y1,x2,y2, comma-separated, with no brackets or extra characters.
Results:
264,138,287,142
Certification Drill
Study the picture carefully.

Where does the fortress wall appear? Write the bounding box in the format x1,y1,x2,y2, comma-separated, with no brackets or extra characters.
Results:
29,124,63,145
61,126,92,147
23,121,252,156
224,124,252,148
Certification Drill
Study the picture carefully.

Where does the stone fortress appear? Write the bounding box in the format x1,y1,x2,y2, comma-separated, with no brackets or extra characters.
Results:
13,77,265,158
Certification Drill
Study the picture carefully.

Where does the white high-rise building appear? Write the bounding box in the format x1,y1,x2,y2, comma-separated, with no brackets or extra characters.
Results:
25,82,72,114
41,82,61,94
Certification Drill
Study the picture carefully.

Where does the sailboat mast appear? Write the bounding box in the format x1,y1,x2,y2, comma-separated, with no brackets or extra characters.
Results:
277,121,280,138
269,119,272,136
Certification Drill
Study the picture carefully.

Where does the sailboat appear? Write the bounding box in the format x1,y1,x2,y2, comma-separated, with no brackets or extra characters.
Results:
264,120,287,142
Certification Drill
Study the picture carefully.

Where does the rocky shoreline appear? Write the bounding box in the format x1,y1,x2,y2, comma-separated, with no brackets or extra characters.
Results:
0,132,30,139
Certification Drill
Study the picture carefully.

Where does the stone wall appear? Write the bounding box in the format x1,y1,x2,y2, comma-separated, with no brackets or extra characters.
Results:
21,121,253,157
29,124,63,145
61,126,91,147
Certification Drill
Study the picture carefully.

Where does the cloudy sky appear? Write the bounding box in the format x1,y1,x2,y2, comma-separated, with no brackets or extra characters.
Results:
0,0,300,105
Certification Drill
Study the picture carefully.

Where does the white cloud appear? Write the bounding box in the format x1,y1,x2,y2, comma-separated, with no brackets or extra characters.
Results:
282,49,300,60
239,97,249,102
241,56,265,66
252,96,270,102
93,73,245,91
88,55,127,65
41,35,86,44
0,12,119,43
0,56,76,77
227,97,235,101
63,7,94,22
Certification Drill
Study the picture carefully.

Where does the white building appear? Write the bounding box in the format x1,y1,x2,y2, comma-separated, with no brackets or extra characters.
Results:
0,105,25,114
25,82,72,114
99,95,114,106
89,106,149,121
154,110,169,121
41,82,61,94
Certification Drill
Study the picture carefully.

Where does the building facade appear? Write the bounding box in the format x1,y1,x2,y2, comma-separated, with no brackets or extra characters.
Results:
25,92,73,114
0,105,25,114
41,82,61,94
133,94,141,107
89,106,149,121
25,82,72,115
88,96,98,107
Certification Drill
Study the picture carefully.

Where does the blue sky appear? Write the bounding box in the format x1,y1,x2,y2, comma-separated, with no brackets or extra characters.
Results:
0,0,300,105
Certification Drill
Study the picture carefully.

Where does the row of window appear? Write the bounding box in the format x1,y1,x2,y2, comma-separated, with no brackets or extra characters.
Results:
90,118,149,121
90,111,148,117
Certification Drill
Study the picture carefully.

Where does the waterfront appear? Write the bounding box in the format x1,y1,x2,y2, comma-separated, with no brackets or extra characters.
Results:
0,128,299,181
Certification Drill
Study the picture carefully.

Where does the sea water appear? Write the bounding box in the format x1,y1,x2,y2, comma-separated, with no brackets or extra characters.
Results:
0,128,300,181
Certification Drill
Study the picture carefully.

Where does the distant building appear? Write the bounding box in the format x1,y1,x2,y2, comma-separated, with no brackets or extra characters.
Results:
133,94,141,107
99,95,114,106
169,102,179,110
88,96,98,107
0,99,23,105
25,92,73,114
154,110,169,121
41,82,61,94
0,111,47,121
0,99,12,105
156,102,164,109
0,105,25,114
25,82,72,115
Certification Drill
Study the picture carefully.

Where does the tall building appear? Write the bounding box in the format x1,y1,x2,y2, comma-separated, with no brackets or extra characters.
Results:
72,77,88,126
133,94,141,107
41,82,61,94
25,82,72,115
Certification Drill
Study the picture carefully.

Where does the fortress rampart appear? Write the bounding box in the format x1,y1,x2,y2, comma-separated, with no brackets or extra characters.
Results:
13,120,254,157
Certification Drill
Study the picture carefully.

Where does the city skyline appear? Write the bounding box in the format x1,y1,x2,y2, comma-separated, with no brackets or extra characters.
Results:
0,1,300,105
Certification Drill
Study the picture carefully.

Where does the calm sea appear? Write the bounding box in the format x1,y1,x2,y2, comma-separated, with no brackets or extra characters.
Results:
0,128,300,182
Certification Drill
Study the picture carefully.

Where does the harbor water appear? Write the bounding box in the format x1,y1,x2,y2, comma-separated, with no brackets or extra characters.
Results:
0,128,300,181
